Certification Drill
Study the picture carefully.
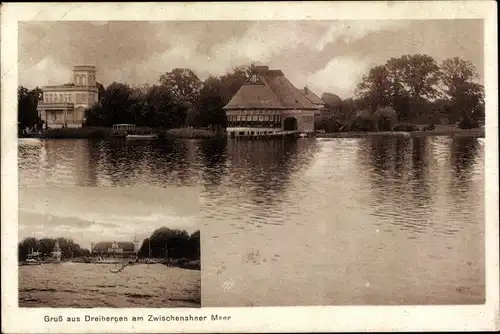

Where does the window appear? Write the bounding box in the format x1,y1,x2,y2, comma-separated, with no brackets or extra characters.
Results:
264,115,269,121
252,115,258,121
258,116,264,121
237,115,241,121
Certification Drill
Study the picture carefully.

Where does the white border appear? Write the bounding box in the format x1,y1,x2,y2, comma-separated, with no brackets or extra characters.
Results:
2,2,498,333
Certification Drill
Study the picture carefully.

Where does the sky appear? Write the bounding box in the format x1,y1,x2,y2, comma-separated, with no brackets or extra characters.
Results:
18,20,483,99
19,187,201,250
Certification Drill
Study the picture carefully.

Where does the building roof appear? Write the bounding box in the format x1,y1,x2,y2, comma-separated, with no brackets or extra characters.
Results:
92,241,135,253
73,65,96,71
224,66,317,110
299,87,324,105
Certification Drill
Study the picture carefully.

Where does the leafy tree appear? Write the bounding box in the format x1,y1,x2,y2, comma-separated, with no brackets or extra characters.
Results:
96,82,106,102
159,68,203,106
193,67,250,128
81,249,91,257
18,86,43,132
39,238,56,258
143,85,187,128
138,227,200,260
218,66,252,102
196,76,227,129
100,82,135,126
84,103,105,126
355,65,392,112
188,230,201,260
18,237,84,261
18,237,41,261
386,54,440,101
356,54,440,121
439,57,485,120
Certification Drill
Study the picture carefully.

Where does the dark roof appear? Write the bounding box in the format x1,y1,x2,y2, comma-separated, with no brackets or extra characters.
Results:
299,88,324,105
321,93,343,106
92,241,135,252
224,67,317,110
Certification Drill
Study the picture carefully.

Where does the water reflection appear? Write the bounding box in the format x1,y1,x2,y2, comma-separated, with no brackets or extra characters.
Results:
224,138,319,206
449,137,481,193
357,137,444,237
19,136,484,306
198,138,228,188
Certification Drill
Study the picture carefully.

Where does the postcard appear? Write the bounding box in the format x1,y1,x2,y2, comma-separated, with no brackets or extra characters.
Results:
1,1,498,333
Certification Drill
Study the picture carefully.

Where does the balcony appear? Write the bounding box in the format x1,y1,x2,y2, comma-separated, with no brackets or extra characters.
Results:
38,102,75,110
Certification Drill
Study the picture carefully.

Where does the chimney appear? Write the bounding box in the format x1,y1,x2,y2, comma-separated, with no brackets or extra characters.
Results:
254,65,269,73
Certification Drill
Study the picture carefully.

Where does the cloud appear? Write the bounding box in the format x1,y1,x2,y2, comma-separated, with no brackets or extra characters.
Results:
315,20,411,52
308,56,371,99
19,55,72,87
18,20,483,98
19,209,199,250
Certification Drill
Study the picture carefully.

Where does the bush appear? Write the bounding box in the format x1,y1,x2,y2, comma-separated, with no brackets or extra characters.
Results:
350,117,376,132
392,123,420,132
377,117,395,131
457,117,479,129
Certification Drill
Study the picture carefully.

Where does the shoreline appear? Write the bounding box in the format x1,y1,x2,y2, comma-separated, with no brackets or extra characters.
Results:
315,128,485,139
19,126,485,140
19,258,201,271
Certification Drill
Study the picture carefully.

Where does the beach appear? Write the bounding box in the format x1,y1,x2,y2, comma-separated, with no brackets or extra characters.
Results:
19,263,201,308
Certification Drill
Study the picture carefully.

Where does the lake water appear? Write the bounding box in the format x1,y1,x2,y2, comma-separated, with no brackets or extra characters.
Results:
18,136,485,306
19,263,200,308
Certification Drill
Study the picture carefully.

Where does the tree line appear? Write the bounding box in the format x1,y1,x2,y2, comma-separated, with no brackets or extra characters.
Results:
17,54,485,133
18,86,44,133
18,237,89,261
137,227,200,261
84,67,251,130
18,227,200,262
344,55,484,124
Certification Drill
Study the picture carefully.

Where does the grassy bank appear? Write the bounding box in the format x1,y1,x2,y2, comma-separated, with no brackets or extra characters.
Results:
69,257,201,270
37,127,112,139
316,126,485,139
31,126,161,139
165,127,226,139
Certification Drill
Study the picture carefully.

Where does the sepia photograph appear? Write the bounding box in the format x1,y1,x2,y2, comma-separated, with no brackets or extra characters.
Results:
2,1,498,333
17,18,486,307
18,187,201,308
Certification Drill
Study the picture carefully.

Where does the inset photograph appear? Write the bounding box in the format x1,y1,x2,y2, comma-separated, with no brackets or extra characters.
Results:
19,225,200,308
18,187,201,308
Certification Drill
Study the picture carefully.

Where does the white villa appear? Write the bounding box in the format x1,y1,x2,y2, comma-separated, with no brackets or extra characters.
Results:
37,65,99,129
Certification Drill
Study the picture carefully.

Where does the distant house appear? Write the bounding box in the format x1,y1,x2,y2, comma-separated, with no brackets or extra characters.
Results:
223,65,318,137
37,65,99,129
91,241,137,258
299,86,325,112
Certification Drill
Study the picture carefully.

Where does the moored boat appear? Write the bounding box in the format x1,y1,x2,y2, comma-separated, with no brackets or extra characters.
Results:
22,258,42,266
22,249,42,265
126,134,158,140
97,258,122,264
